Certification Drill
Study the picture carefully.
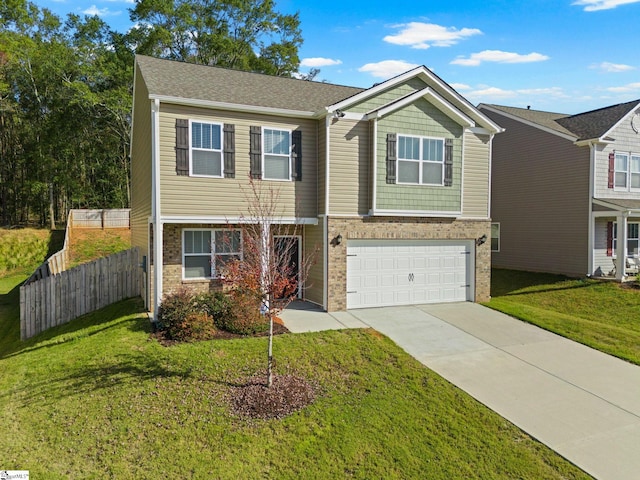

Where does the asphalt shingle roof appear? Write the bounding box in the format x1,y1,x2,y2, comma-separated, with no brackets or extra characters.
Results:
484,100,640,141
136,55,365,113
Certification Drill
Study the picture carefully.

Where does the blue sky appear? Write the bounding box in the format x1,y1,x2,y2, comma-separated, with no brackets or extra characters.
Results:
36,0,640,114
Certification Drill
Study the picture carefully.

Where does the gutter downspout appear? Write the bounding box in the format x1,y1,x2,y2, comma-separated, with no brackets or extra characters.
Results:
587,142,596,276
151,98,163,321
323,115,331,310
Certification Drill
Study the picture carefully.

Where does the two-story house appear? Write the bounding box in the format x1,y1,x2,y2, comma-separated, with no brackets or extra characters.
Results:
479,101,640,280
130,55,503,317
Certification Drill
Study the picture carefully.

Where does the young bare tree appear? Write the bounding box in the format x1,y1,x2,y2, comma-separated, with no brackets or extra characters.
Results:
222,178,316,387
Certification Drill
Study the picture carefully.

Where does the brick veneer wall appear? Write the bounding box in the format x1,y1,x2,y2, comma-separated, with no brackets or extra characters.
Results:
326,216,491,311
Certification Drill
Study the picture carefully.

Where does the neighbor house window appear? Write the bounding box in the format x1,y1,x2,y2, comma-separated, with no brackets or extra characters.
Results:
615,152,628,188
183,229,242,279
397,135,444,185
612,222,640,257
263,128,291,180
631,154,640,189
491,223,500,252
191,121,223,177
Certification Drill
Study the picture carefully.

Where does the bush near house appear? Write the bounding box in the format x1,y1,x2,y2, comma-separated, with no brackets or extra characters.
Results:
157,289,270,340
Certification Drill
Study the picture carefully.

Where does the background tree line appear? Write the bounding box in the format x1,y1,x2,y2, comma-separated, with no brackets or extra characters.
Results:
0,0,303,227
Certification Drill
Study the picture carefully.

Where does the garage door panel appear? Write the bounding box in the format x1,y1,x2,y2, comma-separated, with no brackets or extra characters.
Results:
346,239,472,309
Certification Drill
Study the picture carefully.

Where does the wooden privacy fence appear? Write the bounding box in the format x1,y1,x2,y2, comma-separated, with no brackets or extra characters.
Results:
20,247,142,340
70,208,130,229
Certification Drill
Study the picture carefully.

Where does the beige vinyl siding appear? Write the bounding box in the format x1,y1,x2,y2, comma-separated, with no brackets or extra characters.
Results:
348,78,428,114
485,110,590,277
303,223,324,305
158,104,318,218
594,114,640,199
376,99,463,212
328,119,370,215
462,130,491,218
130,65,152,257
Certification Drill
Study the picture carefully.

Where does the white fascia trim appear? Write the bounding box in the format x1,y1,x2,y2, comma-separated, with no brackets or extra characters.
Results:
372,118,378,212
149,94,317,119
479,104,576,142
468,126,493,135
160,216,318,225
575,137,615,147
368,87,475,128
592,198,640,214
487,134,495,219
371,209,461,218
597,101,640,141
327,66,429,113
322,110,367,121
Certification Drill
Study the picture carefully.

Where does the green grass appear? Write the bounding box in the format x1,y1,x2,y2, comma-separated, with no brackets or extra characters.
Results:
487,269,640,365
0,228,55,276
0,275,591,479
68,228,131,267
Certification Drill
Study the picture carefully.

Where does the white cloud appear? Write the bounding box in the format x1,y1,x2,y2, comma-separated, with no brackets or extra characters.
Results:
462,85,567,103
517,87,567,97
83,5,119,16
383,22,482,49
606,82,640,92
451,50,549,66
572,0,640,11
590,62,635,72
300,57,342,68
450,83,471,91
466,87,518,100
358,60,420,79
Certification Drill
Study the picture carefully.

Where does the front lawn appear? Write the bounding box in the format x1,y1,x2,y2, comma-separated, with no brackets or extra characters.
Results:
0,274,590,479
487,269,640,365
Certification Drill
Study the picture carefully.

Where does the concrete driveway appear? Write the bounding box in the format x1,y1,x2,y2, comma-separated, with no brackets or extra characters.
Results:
280,301,640,480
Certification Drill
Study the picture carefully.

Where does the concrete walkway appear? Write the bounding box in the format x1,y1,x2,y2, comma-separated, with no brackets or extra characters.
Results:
280,301,640,480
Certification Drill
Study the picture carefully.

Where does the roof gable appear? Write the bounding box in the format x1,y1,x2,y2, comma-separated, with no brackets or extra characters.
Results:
481,100,640,142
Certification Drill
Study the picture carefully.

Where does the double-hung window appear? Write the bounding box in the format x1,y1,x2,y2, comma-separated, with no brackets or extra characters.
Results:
191,121,223,177
491,223,500,252
397,135,444,185
263,128,291,180
612,222,640,257
613,152,640,190
183,229,242,279
614,152,628,189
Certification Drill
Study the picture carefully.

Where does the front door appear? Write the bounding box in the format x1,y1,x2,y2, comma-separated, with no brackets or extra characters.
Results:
274,235,301,299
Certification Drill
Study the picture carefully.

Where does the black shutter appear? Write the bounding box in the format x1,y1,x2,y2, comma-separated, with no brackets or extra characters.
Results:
249,126,262,179
292,130,302,181
386,133,397,184
444,138,454,186
223,123,235,178
175,118,189,176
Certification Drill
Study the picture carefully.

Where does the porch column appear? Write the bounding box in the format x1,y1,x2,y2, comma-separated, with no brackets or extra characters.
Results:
615,213,627,280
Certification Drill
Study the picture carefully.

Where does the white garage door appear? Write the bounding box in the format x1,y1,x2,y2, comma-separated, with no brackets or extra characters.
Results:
346,239,473,309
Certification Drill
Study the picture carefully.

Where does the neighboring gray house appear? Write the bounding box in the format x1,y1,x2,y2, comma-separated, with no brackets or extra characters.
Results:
130,55,503,317
479,101,640,280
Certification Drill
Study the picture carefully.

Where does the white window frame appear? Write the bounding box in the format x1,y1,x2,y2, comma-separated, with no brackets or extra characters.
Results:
631,154,640,191
491,223,500,252
262,127,292,181
182,228,242,280
613,151,640,192
396,134,445,186
189,120,224,178
612,222,640,258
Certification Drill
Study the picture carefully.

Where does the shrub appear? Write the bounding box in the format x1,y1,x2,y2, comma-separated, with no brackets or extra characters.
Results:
218,290,269,335
175,312,217,342
194,291,233,327
157,289,216,341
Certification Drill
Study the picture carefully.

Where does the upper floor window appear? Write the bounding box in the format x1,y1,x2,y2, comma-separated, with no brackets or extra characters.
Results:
611,151,640,190
263,128,291,180
397,135,444,185
191,121,223,177
183,229,242,279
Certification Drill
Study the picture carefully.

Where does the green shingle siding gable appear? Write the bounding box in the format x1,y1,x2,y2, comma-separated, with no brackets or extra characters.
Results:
348,78,429,114
376,98,463,212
